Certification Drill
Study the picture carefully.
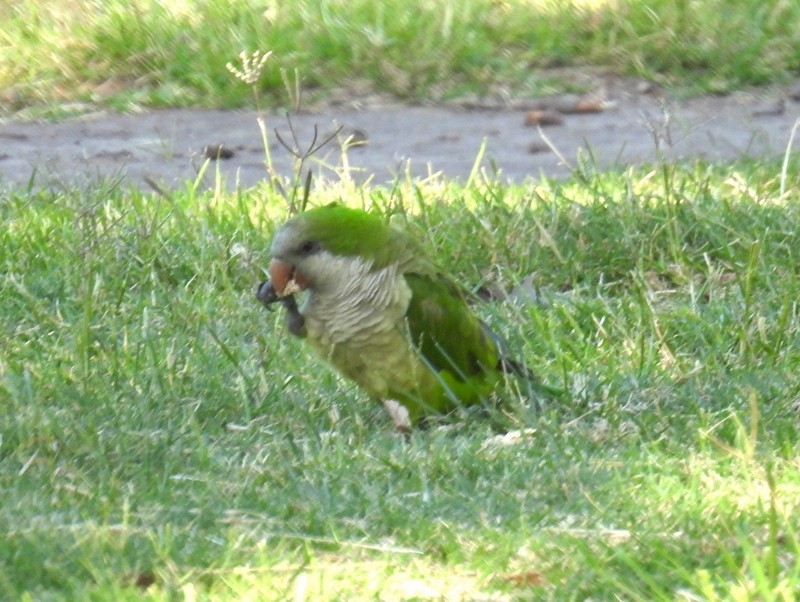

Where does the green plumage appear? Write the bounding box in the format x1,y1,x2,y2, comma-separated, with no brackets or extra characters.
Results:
267,204,514,428
285,205,409,269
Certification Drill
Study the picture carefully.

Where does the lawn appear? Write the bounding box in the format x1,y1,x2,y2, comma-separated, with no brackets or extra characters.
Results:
2,0,799,113
2,0,800,600
2,159,799,600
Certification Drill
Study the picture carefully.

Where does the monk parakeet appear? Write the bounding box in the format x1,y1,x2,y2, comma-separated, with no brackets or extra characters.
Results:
257,204,539,432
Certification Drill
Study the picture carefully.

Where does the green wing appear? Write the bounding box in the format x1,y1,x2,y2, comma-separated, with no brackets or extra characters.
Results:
403,266,502,413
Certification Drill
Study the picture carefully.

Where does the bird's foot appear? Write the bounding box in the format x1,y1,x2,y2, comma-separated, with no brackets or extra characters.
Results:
256,280,306,336
382,399,412,436
256,280,280,306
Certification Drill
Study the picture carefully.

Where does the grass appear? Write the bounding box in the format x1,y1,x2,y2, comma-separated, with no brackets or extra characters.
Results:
3,1,799,597
2,156,800,600
2,0,800,113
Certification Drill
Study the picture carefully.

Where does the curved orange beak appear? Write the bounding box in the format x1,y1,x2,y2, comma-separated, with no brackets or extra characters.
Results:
268,258,309,296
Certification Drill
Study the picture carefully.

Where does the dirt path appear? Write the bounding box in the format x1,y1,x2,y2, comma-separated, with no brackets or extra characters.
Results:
1,84,798,191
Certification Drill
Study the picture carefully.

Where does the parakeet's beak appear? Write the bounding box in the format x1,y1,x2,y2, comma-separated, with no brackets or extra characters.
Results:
268,258,309,297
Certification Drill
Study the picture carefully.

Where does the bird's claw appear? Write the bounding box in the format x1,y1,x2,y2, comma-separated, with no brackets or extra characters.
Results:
256,279,306,336
256,279,280,309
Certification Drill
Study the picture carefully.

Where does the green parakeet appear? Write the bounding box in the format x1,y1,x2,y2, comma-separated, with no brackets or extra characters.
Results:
258,204,538,432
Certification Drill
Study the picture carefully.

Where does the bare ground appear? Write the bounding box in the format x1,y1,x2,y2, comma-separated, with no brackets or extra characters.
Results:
1,80,799,191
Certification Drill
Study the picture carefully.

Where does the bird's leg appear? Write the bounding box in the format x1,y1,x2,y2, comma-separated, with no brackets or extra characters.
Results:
381,399,412,436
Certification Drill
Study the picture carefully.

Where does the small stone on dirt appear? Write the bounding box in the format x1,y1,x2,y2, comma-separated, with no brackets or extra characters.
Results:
573,100,608,113
751,99,785,117
524,110,564,127
527,142,549,155
202,144,235,160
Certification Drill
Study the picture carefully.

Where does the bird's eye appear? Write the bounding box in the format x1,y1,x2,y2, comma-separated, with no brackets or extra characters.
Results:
298,240,320,255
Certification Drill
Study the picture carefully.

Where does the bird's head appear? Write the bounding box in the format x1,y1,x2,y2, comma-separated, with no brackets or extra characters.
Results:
268,204,396,297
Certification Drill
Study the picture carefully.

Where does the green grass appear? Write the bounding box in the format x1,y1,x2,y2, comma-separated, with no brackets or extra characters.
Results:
2,0,799,113
3,1,799,597
2,158,800,600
